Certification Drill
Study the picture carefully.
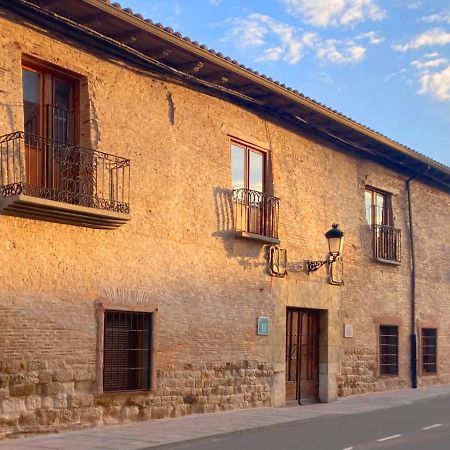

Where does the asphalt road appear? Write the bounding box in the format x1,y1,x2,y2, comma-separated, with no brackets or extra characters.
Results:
166,396,450,450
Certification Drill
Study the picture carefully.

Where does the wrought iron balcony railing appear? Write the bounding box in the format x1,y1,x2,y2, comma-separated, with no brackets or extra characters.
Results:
233,188,280,242
370,224,401,263
0,131,130,215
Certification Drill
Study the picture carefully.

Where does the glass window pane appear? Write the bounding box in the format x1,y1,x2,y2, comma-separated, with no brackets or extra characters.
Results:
365,190,372,224
22,69,40,135
231,145,245,190
249,151,264,192
375,193,386,225
54,79,71,109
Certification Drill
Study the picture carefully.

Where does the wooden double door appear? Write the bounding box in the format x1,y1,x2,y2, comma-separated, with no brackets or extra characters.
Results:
286,308,320,404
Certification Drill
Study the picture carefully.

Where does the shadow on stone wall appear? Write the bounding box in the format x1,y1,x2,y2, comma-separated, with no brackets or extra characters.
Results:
212,187,266,269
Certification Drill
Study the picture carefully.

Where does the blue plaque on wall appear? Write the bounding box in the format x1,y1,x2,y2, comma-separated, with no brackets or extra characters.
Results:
257,317,270,336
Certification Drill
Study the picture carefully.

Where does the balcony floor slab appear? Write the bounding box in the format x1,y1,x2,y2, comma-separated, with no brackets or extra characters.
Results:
0,194,130,229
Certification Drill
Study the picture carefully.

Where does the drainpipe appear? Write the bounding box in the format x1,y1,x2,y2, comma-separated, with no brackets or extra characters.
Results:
406,166,430,389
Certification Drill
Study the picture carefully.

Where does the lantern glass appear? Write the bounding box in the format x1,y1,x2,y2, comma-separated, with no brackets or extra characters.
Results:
325,224,344,257
328,236,343,256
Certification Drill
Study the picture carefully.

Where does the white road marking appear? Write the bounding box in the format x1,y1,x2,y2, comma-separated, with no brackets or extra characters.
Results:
341,447,354,450
422,424,442,430
377,434,402,442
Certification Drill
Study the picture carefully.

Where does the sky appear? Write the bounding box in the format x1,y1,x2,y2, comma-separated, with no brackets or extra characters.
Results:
121,0,450,166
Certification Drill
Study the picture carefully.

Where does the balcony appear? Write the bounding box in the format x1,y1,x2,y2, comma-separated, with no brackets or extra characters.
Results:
0,131,130,229
370,224,401,264
233,188,280,244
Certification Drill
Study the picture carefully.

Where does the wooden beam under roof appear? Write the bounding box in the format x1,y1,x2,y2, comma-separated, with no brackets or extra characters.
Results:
77,13,103,28
201,74,229,85
175,60,204,74
146,47,172,60
110,31,140,45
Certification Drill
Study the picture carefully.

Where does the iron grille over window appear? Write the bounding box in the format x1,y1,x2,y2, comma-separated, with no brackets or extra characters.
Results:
422,328,437,374
103,310,151,392
379,325,398,376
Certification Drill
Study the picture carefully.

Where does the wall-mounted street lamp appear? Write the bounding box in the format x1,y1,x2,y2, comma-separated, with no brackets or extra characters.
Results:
306,224,344,273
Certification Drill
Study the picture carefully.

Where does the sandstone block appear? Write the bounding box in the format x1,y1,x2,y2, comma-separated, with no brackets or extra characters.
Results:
53,394,68,409
151,406,172,419
121,406,140,422
1,397,26,414
80,406,103,426
102,406,121,424
25,395,42,410
27,361,47,371
18,411,35,426
9,383,36,397
75,380,93,393
38,371,53,384
53,370,74,383
68,393,94,408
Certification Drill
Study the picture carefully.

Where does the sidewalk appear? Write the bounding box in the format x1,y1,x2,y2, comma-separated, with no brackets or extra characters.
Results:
2,384,450,450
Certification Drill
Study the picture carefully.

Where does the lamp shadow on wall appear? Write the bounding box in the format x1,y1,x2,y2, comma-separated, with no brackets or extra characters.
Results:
212,186,266,269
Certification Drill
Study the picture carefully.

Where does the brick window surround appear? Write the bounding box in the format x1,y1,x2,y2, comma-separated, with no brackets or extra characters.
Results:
95,300,157,394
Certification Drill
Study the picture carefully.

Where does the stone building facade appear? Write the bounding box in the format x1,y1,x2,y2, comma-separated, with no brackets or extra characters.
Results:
0,0,449,439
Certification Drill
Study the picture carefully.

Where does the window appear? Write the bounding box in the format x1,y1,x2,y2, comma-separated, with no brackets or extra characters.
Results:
365,187,392,226
230,141,279,241
379,325,398,376
103,310,152,392
22,64,80,192
231,142,265,192
422,328,437,374
365,187,401,263
22,64,79,144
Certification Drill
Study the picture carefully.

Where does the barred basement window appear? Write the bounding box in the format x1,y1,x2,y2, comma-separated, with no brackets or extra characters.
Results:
422,328,437,374
103,310,152,392
379,325,398,376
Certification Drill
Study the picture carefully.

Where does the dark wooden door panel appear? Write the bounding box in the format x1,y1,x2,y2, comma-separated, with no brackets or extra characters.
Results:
286,308,320,403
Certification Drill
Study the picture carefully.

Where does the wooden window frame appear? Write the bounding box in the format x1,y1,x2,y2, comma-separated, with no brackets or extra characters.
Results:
365,186,393,226
22,57,81,144
230,138,268,194
95,300,158,395
378,324,399,377
420,327,438,376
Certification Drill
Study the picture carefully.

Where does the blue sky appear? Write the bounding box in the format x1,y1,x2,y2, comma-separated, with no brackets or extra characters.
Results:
122,0,450,166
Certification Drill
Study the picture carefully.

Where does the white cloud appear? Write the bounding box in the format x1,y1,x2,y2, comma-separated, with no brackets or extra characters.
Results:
409,54,450,102
421,11,450,24
406,2,422,10
224,14,269,48
256,47,284,62
356,31,385,45
224,14,370,65
418,65,450,101
224,14,306,64
280,0,386,28
411,57,448,70
393,28,450,51
315,39,366,63
209,0,222,5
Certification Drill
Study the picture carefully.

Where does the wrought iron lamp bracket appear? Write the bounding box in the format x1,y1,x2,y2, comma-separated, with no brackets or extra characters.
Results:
305,259,329,273
306,253,340,273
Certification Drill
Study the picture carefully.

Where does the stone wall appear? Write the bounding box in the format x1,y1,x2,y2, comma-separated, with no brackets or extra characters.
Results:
0,5,449,440
0,359,272,438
